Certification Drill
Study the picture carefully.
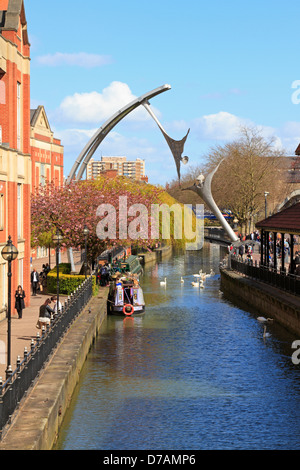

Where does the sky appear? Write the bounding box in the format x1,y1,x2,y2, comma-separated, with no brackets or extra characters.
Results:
25,0,300,185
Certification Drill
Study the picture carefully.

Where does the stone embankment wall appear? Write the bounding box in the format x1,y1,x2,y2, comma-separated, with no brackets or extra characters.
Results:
220,268,300,336
0,289,109,450
138,245,172,265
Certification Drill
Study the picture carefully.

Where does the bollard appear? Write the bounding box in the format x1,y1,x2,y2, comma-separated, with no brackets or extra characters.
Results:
31,338,35,352
16,356,21,369
6,365,13,380
24,347,28,360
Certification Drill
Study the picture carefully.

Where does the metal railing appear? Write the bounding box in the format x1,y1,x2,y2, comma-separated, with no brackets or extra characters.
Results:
230,257,300,296
0,276,93,435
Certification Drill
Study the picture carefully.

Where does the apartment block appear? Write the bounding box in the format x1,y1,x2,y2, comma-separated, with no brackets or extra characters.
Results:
87,156,148,182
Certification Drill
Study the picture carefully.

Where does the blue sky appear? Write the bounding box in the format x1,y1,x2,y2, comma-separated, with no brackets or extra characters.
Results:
25,0,300,185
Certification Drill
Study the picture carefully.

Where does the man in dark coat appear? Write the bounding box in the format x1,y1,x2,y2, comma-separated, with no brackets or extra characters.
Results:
31,268,40,296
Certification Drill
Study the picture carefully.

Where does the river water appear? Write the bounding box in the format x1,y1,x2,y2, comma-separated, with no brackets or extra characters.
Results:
55,243,300,450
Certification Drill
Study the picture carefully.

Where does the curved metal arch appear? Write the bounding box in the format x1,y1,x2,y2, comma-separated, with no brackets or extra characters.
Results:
182,160,239,243
66,84,172,184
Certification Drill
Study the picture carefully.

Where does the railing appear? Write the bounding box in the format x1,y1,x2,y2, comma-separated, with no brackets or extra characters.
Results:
230,257,300,296
0,276,93,435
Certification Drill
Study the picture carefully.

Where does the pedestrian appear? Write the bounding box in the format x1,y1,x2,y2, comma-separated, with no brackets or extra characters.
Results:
37,298,54,330
51,296,62,314
15,285,25,319
238,244,244,261
100,264,110,286
31,268,40,296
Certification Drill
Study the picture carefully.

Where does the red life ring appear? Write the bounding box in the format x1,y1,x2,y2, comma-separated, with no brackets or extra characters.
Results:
123,304,134,316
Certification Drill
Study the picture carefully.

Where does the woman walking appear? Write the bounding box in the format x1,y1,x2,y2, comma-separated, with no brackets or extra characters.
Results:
15,285,26,319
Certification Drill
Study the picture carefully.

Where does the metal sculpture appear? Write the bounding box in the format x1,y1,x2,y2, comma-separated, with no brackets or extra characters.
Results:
182,160,239,243
66,84,189,184
142,101,190,182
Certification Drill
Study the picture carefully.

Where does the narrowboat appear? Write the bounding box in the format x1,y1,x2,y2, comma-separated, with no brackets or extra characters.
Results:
108,272,145,316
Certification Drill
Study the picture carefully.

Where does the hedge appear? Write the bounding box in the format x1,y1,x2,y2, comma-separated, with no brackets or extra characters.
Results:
47,268,97,296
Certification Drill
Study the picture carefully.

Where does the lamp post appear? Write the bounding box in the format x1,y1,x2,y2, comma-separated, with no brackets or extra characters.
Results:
53,229,63,312
264,191,269,219
83,225,90,279
1,236,18,378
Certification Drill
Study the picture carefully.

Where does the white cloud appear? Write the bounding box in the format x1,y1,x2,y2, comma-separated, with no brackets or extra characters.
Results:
36,52,113,68
193,111,251,141
57,81,160,125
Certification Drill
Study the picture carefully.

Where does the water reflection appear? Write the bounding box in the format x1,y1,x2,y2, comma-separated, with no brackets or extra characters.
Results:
55,243,300,450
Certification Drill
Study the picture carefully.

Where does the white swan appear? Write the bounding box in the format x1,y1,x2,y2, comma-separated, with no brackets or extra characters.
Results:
160,277,167,286
200,280,205,288
206,269,215,278
193,269,202,277
191,279,199,287
257,317,273,323
180,276,184,283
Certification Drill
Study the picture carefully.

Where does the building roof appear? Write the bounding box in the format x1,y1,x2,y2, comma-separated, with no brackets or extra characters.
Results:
0,0,29,45
256,202,300,234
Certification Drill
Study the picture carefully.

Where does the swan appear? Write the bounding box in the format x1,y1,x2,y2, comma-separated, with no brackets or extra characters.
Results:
180,276,184,283
263,325,271,338
160,277,167,286
206,269,215,278
257,317,273,323
193,269,202,277
200,280,205,288
191,280,199,287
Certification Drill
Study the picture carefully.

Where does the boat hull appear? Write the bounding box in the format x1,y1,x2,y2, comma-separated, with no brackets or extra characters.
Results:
108,304,145,316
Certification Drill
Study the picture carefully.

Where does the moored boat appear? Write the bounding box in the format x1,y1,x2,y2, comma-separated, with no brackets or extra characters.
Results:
108,272,145,316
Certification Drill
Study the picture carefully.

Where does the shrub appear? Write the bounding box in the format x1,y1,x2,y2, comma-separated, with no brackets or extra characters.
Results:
47,272,97,296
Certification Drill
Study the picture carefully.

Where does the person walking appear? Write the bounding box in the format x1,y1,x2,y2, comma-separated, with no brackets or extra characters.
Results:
31,268,40,296
15,285,25,319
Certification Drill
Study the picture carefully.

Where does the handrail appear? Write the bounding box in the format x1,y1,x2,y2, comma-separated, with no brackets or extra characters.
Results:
230,257,300,296
0,276,93,435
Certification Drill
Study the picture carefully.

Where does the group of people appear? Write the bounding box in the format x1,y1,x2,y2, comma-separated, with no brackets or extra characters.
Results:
13,263,59,329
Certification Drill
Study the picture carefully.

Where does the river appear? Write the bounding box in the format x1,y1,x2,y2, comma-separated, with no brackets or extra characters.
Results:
54,243,300,450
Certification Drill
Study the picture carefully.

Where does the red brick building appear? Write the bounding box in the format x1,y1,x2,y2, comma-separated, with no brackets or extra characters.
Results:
0,0,31,314
30,105,64,192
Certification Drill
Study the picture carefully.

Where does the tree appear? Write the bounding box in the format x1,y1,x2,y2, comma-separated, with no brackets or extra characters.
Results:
168,127,290,233
31,177,165,262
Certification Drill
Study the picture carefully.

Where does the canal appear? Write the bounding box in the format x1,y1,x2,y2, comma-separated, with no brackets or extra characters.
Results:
54,243,300,450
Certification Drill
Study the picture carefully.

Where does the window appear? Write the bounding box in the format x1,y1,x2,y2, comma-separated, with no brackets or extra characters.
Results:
0,193,4,230
17,183,22,239
40,163,45,186
2,264,6,308
17,82,21,151
18,258,23,287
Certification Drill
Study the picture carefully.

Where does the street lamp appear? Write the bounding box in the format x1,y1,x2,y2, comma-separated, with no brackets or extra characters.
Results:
264,191,269,219
1,236,18,378
53,229,63,312
83,225,90,279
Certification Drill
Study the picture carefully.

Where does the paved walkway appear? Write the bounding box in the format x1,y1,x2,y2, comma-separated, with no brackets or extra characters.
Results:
0,250,85,380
